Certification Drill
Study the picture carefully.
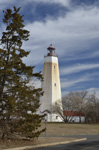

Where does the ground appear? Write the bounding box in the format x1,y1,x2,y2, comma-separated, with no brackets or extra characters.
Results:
0,137,75,149
40,122,99,136
0,123,99,149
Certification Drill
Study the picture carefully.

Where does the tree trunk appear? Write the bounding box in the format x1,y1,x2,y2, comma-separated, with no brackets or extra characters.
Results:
1,133,5,140
79,115,81,123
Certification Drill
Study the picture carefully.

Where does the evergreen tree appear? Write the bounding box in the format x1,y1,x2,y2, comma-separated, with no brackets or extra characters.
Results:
0,6,44,139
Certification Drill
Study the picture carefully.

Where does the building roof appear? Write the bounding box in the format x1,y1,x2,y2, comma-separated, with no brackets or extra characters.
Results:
63,111,85,117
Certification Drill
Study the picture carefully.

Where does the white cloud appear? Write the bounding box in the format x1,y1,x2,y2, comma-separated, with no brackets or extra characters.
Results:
61,63,99,75
61,74,99,98
42,0,70,7
27,78,41,89
0,1,99,95
61,75,90,89
62,49,99,61
0,0,12,4
87,88,99,98
23,0,71,7
22,5,99,65
0,0,71,10
0,0,14,10
1,2,99,66
62,87,99,98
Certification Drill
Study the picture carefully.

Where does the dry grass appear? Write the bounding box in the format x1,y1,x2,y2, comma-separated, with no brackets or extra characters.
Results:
0,139,36,149
0,123,99,149
0,137,76,149
40,123,99,136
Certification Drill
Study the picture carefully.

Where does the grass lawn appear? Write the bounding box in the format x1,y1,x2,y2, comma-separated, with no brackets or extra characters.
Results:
40,123,99,136
0,123,99,149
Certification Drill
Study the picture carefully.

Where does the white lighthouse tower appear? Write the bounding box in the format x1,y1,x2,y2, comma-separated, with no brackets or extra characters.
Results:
40,44,62,122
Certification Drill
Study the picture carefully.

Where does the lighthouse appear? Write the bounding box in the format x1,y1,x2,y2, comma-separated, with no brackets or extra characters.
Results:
40,44,62,122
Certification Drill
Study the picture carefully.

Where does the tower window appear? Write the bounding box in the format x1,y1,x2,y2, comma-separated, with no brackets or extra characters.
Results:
54,66,55,69
56,116,58,119
54,83,56,86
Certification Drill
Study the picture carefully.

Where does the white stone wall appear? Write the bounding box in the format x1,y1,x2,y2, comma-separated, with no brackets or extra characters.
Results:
47,113,63,122
67,116,85,123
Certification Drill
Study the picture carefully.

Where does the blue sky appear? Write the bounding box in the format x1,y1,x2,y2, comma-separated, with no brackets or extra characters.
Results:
0,0,99,97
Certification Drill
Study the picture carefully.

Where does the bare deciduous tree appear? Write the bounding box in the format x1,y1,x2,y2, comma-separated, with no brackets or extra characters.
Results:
52,91,99,123
52,91,88,123
85,92,99,123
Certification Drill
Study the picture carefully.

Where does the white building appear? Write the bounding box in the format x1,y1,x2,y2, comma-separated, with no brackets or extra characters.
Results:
63,111,85,123
40,44,62,122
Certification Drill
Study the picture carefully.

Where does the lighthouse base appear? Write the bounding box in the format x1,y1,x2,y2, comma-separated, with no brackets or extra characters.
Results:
43,112,63,122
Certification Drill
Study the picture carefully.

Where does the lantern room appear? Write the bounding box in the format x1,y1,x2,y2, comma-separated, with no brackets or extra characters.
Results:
47,44,55,56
